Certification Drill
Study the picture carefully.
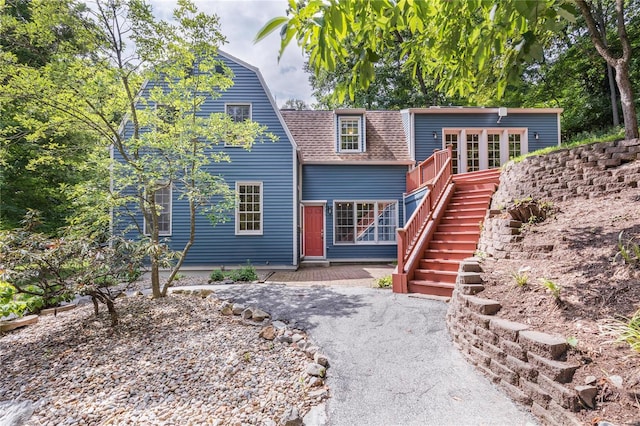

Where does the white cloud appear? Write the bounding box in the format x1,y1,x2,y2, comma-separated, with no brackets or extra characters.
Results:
149,0,313,107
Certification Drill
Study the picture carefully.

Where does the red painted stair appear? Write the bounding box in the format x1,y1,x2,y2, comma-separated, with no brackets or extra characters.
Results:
407,170,500,297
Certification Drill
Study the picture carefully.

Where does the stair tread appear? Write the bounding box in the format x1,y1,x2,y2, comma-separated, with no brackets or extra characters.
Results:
408,280,456,288
415,268,458,275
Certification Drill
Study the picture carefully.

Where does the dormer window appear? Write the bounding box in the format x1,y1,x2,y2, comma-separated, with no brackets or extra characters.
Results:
337,115,365,152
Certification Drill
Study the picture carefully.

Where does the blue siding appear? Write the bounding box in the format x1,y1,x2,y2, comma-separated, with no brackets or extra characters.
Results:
414,112,560,162
114,54,296,267
403,186,428,221
302,165,407,260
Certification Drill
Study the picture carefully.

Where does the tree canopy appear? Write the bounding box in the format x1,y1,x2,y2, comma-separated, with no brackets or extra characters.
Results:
258,0,638,139
1,0,273,297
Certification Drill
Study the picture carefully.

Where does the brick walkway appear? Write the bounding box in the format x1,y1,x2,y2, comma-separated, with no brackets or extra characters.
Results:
267,264,394,288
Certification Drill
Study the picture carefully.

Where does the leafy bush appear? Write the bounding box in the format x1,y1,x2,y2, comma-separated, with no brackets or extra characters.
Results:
209,269,225,281
375,275,392,288
0,212,147,325
229,262,257,282
209,262,257,283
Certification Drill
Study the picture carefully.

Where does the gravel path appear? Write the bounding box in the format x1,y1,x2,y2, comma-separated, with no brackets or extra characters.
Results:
0,289,324,425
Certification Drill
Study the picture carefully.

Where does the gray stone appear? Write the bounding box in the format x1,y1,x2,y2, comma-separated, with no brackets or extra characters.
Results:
0,400,35,426
241,307,253,320
302,403,328,426
275,335,293,344
291,333,304,343
220,301,233,316
272,320,287,330
305,363,326,378
308,377,324,387
281,406,303,426
232,304,245,315
222,279,234,285
518,330,567,359
304,346,320,359
251,308,270,322
575,385,598,409
608,375,623,389
198,289,214,298
313,352,329,368
584,375,597,385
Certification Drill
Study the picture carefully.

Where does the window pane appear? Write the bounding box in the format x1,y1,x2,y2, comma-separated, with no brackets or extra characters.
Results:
377,202,397,242
339,118,361,151
445,133,459,174
509,133,521,159
466,133,480,172
356,203,376,242
334,202,354,243
446,134,459,174
227,104,250,122
237,183,261,233
487,133,501,169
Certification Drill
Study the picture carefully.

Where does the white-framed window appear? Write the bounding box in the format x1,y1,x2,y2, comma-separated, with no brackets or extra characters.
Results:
487,133,501,169
445,132,459,174
226,103,251,122
466,133,480,172
144,185,172,236
333,201,397,245
509,133,522,159
235,182,263,235
337,116,363,152
442,128,527,173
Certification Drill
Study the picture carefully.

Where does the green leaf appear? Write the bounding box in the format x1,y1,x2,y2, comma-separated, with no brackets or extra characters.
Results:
254,16,289,43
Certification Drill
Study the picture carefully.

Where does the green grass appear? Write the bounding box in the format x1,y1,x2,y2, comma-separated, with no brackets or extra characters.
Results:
509,126,626,164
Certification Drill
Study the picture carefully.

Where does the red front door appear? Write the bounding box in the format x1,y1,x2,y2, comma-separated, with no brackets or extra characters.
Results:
303,206,324,257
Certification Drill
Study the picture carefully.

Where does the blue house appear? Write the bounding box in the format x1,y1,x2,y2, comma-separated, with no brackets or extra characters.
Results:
114,51,562,270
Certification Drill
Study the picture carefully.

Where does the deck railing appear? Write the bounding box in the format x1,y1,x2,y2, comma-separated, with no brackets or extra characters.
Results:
397,146,453,275
406,147,452,193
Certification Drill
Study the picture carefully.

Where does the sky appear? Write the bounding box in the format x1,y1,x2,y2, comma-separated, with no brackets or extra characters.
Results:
149,0,314,107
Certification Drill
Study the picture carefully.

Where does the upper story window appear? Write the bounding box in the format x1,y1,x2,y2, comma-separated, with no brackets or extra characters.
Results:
337,116,364,152
226,103,251,122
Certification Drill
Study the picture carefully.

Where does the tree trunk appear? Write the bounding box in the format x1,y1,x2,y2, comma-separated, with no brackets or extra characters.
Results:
606,63,620,127
105,298,118,327
150,259,161,298
614,62,639,140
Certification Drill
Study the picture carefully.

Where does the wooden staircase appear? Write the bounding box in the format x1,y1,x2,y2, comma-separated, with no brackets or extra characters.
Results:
407,174,499,296
393,147,500,297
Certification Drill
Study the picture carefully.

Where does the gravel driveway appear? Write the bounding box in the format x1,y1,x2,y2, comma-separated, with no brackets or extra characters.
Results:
214,283,538,426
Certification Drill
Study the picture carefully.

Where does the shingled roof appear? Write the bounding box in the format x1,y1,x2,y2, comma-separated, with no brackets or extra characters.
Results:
280,110,413,164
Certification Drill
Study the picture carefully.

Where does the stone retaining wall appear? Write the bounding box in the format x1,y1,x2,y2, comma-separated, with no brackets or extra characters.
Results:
492,138,640,208
448,140,640,425
446,258,583,426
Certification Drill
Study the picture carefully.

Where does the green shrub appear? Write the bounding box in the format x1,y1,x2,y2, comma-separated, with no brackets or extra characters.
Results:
230,262,257,282
210,262,257,282
376,275,392,288
209,269,225,281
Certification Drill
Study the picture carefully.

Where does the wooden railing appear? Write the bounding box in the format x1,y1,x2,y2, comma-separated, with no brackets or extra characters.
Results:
395,147,453,282
406,146,452,193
